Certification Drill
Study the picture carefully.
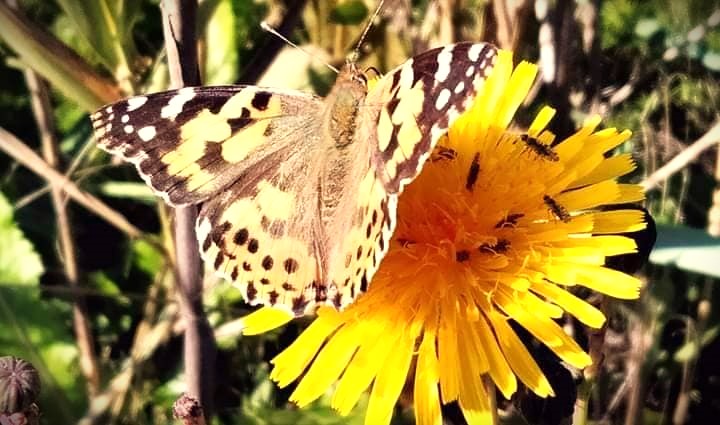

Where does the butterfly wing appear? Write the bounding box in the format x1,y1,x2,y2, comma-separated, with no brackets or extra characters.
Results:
91,86,322,205
92,86,328,315
369,42,498,192
327,42,499,306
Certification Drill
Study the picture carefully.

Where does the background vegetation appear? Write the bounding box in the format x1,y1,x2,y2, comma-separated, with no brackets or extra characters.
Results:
0,0,719,423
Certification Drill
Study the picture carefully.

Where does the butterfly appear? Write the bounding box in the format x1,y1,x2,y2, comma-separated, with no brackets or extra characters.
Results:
91,42,498,316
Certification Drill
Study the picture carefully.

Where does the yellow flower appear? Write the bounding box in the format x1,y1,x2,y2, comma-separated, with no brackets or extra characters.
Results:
240,50,647,424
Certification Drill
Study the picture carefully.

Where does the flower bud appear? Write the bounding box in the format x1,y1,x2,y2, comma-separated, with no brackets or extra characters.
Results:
0,357,40,413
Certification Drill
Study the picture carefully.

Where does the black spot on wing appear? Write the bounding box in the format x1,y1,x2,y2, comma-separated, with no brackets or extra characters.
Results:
251,91,272,110
227,107,252,131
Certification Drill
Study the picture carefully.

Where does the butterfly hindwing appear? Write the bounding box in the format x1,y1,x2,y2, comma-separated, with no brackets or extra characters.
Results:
196,158,324,316
91,86,322,206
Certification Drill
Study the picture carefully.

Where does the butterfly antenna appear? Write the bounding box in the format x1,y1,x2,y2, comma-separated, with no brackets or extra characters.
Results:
260,21,340,74
351,0,386,62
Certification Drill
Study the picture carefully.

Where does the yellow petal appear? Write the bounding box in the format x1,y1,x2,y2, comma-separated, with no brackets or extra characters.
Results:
333,322,396,415
591,209,647,233
239,306,293,336
414,331,442,425
568,153,636,189
271,308,342,387
365,333,415,425
476,316,516,399
531,279,606,328
488,311,554,397
290,323,361,407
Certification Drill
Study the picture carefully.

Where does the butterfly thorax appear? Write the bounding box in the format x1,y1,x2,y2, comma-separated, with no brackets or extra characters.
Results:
316,65,374,280
318,65,369,215
324,64,368,148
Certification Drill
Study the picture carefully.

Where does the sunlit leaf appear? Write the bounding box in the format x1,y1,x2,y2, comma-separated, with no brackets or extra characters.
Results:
329,0,368,25
97,181,156,204
0,192,82,421
702,50,720,71
649,224,720,278
0,193,43,285
635,18,661,39
201,0,238,85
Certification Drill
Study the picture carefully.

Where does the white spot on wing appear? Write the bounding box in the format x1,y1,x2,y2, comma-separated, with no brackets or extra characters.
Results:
161,87,196,119
105,106,113,113
454,81,465,94
465,66,475,77
137,126,157,141
127,96,148,111
435,45,453,82
435,88,451,110
399,60,415,90
121,114,129,123
123,125,134,134
468,44,484,61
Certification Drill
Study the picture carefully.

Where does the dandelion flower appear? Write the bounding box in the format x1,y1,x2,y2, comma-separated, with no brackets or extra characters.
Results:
240,49,648,424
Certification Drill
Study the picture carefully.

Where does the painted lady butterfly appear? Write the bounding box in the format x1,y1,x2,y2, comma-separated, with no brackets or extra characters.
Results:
91,42,498,316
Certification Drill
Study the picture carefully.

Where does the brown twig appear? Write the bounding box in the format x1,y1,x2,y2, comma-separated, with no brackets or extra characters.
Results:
641,120,720,190
491,0,531,51
0,127,145,240
23,68,101,396
160,0,216,418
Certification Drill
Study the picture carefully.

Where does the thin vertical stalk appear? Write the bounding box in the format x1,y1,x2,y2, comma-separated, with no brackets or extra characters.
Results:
160,0,216,417
23,48,101,396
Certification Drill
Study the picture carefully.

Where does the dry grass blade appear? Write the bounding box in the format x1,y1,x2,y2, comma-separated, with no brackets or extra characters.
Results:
0,127,144,240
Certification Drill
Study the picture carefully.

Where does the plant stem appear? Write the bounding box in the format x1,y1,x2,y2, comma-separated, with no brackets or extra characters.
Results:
24,68,102,396
0,127,146,241
160,0,216,417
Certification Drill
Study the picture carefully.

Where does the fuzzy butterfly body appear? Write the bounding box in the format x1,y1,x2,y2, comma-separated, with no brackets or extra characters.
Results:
91,42,498,316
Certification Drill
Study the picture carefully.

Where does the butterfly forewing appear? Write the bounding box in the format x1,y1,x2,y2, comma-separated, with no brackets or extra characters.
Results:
367,42,498,193
91,86,322,206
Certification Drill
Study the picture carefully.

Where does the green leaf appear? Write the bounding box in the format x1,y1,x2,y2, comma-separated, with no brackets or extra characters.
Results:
674,325,720,362
702,50,720,71
88,271,131,306
132,238,164,276
96,181,157,204
329,0,369,25
0,2,124,110
649,224,720,278
201,0,238,85
0,192,43,285
55,0,142,80
0,192,82,421
635,18,661,39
